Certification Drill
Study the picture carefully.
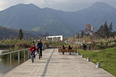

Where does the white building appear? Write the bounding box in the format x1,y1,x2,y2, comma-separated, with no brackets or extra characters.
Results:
46,35,63,41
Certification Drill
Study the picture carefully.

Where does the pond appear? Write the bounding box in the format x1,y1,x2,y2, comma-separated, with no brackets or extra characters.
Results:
0,50,11,76
0,50,29,77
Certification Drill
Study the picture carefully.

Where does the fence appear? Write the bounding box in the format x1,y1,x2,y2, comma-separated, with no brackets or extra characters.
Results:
0,48,30,68
0,44,47,68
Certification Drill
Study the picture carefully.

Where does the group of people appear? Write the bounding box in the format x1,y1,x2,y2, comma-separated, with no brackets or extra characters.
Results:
61,45,73,55
29,40,43,60
62,45,72,50
61,44,87,55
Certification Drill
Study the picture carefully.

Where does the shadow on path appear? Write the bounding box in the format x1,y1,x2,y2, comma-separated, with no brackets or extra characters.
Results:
41,49,55,77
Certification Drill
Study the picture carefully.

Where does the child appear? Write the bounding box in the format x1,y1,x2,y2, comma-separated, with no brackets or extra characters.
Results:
29,43,37,59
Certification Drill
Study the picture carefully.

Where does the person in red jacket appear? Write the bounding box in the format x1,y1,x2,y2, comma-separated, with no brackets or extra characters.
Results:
29,43,37,59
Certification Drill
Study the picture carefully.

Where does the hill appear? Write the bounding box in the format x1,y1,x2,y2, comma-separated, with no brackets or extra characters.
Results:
0,26,41,39
0,2,116,36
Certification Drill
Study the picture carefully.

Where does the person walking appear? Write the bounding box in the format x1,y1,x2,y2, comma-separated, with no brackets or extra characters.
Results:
83,44,87,50
37,40,43,59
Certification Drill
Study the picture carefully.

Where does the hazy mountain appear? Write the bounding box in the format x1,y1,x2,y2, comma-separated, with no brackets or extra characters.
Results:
76,2,116,30
0,2,116,36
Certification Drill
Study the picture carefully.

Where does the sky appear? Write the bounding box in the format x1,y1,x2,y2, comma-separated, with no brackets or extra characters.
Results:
0,0,116,11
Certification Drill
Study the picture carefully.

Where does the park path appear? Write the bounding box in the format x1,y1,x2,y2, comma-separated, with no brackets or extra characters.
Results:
2,48,115,77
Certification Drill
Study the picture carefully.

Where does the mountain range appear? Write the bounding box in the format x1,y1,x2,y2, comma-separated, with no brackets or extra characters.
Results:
0,2,116,37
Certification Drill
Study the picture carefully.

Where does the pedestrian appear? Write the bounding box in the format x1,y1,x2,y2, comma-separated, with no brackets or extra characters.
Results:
37,40,43,59
83,44,87,50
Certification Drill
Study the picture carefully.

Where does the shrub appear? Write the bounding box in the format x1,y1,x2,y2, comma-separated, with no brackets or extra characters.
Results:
15,42,31,49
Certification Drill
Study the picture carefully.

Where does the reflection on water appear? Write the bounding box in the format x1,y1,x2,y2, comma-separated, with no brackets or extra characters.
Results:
0,58,27,76
0,50,29,76
0,60,12,74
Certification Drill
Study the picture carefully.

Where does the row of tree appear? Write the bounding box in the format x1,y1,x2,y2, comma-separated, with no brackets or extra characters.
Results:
73,21,116,39
95,21,113,38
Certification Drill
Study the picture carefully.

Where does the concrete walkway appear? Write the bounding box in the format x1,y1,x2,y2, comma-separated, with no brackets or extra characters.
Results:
2,48,115,77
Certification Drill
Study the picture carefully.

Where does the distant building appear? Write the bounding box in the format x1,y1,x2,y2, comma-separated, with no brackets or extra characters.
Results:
83,29,93,36
86,24,91,30
91,26,94,32
46,35,63,41
74,24,94,38
83,24,94,36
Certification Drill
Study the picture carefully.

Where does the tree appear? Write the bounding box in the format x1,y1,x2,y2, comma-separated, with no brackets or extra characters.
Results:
95,21,109,38
103,21,109,38
109,22,113,32
18,29,23,40
95,25,104,38
81,31,84,38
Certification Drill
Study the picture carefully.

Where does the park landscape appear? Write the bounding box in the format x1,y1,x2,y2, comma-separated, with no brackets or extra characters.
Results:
0,0,116,77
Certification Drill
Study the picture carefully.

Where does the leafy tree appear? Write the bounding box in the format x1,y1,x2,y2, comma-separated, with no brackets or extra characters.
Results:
18,29,23,40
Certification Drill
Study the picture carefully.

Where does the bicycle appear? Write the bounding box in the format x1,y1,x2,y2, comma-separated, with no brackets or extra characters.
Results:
37,47,42,59
31,51,35,63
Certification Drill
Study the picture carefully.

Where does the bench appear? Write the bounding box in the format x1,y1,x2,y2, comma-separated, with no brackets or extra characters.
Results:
58,47,76,55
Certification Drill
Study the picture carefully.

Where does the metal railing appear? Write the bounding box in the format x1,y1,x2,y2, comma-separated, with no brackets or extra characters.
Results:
0,45,48,68
0,48,30,68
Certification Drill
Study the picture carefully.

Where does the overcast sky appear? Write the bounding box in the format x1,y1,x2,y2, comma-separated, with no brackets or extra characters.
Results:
0,0,116,11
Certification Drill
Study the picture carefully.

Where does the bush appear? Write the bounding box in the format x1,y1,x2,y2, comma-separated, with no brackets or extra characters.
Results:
0,44,14,49
15,42,31,49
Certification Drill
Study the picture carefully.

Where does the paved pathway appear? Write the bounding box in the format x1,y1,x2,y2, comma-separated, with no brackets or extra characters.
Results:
2,48,115,77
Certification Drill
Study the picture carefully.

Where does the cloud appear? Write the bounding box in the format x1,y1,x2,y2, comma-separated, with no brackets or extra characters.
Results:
0,0,116,11
0,0,24,10
0,0,7,10
24,0,44,4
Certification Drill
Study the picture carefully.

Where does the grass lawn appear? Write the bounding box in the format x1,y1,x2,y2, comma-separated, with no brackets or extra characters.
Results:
77,47,116,76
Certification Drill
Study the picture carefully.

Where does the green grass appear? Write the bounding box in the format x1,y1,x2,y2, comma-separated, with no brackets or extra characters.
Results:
77,48,116,76
50,41,68,47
